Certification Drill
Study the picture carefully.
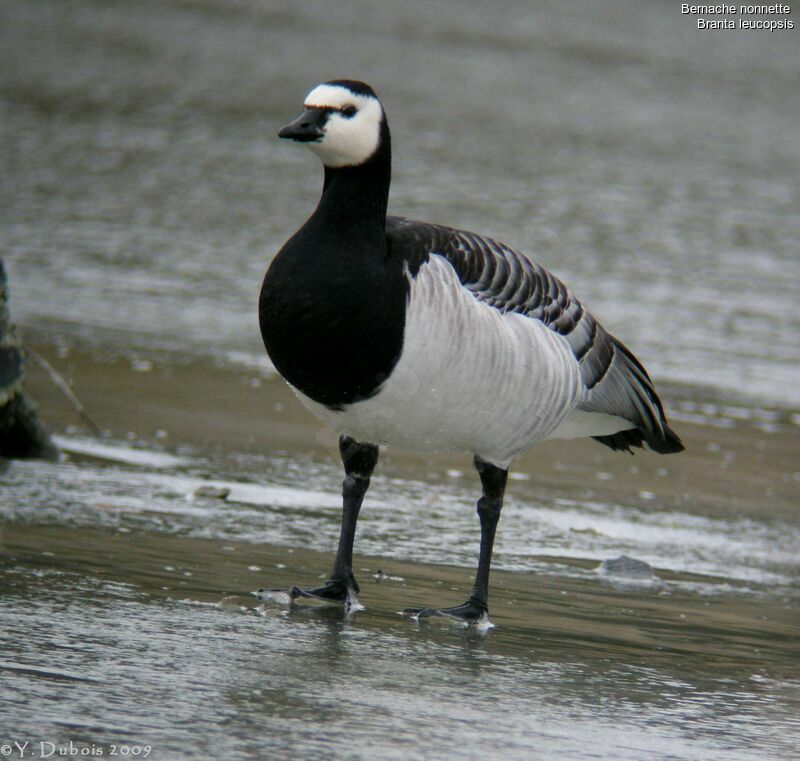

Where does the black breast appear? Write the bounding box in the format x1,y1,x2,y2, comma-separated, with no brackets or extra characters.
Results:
259,224,408,410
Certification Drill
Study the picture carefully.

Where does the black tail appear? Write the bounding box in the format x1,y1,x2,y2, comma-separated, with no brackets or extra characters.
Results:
586,335,685,455
593,423,684,455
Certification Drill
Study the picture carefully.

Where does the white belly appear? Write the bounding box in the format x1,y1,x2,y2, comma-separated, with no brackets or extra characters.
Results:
295,256,586,468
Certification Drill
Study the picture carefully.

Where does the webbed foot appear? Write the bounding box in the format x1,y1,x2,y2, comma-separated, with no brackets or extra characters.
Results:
402,596,491,626
257,573,363,613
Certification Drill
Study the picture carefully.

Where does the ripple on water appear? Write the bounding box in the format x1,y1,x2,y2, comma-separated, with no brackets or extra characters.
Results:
3,435,798,601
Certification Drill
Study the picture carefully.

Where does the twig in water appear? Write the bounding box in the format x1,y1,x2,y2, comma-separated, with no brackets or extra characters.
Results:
25,347,102,436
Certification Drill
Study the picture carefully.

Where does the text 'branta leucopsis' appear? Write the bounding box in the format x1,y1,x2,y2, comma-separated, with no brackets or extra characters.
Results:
258,79,683,625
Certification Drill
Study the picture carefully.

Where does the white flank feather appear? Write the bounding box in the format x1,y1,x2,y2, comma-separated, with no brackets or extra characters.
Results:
297,255,587,468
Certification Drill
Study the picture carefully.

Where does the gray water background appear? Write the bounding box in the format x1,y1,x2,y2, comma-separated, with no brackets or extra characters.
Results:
2,0,799,408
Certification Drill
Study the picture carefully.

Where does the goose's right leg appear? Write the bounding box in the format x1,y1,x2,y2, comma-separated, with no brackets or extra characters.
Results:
403,455,507,624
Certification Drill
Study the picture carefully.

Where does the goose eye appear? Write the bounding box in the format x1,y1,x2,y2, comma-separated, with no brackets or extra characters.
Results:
341,105,357,118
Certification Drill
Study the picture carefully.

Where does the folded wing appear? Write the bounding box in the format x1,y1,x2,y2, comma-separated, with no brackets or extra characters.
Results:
386,216,683,454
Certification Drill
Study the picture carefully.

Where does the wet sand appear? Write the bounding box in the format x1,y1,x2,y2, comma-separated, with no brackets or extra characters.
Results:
20,332,800,526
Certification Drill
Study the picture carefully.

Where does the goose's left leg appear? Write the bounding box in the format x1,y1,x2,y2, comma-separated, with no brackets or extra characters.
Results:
404,455,507,624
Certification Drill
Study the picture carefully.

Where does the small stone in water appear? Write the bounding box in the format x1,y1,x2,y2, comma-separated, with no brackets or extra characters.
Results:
598,555,655,580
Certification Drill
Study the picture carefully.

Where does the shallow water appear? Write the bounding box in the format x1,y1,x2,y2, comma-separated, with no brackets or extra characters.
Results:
2,522,798,761
1,0,800,759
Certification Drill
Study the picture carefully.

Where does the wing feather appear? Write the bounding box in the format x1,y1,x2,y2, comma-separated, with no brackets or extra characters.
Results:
388,215,611,380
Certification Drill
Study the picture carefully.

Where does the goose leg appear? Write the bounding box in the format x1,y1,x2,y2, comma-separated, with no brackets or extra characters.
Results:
404,455,507,624
258,435,378,610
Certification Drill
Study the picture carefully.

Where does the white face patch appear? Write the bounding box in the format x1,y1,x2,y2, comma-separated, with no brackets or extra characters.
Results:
302,84,383,168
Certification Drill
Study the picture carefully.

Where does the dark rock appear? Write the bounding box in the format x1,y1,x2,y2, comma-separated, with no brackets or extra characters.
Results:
0,260,58,460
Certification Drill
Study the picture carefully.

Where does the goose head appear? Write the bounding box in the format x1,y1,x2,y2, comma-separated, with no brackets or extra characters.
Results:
279,79,386,169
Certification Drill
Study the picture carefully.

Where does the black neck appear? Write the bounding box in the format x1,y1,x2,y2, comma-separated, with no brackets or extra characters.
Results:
259,117,405,409
314,122,391,240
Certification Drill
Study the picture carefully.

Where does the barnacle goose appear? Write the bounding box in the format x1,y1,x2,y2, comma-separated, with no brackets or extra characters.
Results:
258,80,683,624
